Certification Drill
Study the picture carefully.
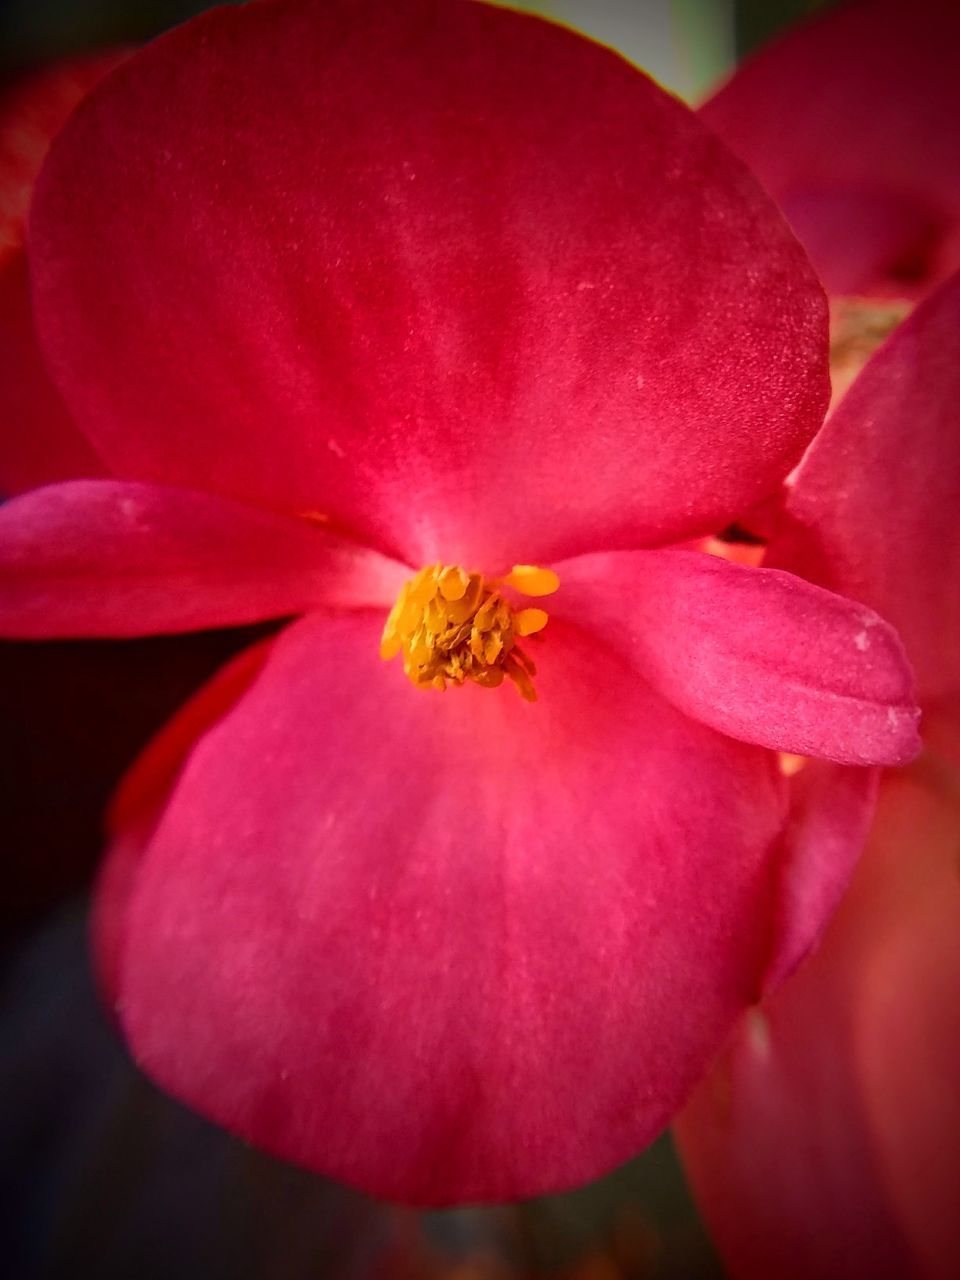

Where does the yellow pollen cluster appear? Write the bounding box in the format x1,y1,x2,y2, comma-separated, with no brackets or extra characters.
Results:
380,563,559,702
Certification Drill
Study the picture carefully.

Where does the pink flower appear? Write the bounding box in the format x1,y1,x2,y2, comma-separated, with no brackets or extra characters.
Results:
675,269,960,1278
701,0,960,299
0,0,920,1203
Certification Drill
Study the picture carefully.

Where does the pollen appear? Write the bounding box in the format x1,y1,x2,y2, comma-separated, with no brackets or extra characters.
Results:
380,563,559,702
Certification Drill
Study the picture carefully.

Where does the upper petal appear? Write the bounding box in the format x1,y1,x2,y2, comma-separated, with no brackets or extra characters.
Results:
700,0,960,297
106,609,787,1204
769,269,960,704
0,479,406,637
30,0,827,565
552,549,920,766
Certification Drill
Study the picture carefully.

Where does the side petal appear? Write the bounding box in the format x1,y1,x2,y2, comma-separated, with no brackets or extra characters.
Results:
700,0,960,296
30,0,827,566
552,549,920,766
770,269,960,704
0,250,105,494
853,785,960,1280
0,480,406,637
762,760,878,994
105,610,787,1204
675,768,960,1280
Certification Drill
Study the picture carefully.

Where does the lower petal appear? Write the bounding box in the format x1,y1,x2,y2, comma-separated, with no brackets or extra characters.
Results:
106,610,786,1204
95,636,276,1005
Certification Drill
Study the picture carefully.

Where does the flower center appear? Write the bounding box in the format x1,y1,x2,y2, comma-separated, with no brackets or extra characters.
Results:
380,563,559,702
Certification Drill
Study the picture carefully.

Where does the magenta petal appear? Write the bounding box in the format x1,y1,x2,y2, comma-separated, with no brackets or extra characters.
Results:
30,0,827,565
0,251,105,494
553,549,920,766
762,761,878,995
0,480,406,637
1,54,127,246
95,637,275,1008
0,56,125,493
109,610,786,1204
701,0,960,296
853,795,960,1280
771,270,960,704
675,770,960,1280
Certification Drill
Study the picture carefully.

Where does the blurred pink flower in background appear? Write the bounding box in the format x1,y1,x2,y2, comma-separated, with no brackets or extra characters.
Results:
672,8,960,1274
675,266,960,1279
0,0,923,1206
700,0,960,300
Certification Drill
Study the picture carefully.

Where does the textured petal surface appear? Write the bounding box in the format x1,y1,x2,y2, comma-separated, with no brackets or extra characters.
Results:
0,480,406,637
770,270,960,704
675,768,960,1280
0,251,104,494
31,0,827,566
552,549,919,766
106,610,787,1204
701,0,960,296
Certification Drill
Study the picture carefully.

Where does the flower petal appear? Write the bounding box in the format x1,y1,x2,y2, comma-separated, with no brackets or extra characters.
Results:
1,625,265,932
701,0,960,296
0,55,124,494
853,780,960,1280
106,609,787,1204
675,768,960,1280
770,269,960,704
0,250,105,494
30,0,827,565
95,637,276,1008
552,549,920,766
762,761,878,995
0,480,406,637
1,53,126,249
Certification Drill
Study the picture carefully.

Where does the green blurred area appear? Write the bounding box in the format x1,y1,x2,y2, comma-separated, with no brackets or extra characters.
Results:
735,0,836,57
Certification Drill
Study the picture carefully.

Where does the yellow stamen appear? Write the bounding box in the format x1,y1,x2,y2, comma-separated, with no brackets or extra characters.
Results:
502,564,560,597
380,563,558,702
514,607,549,636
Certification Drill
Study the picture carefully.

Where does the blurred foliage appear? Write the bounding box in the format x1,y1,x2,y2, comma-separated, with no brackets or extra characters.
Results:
735,0,838,57
0,0,230,72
